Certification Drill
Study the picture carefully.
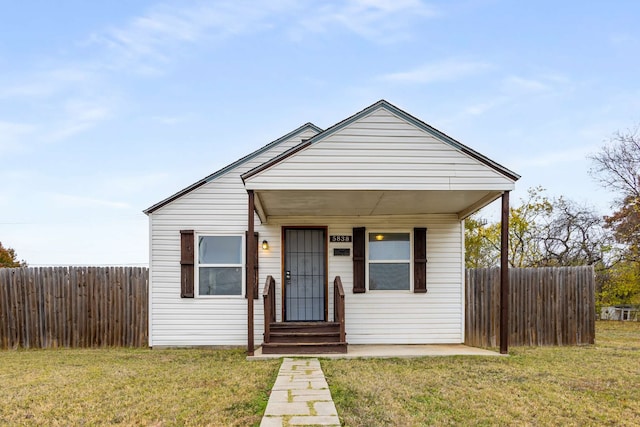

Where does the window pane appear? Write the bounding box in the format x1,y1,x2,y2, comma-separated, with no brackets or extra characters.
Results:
369,233,410,260
199,236,242,264
369,263,410,290
199,267,242,295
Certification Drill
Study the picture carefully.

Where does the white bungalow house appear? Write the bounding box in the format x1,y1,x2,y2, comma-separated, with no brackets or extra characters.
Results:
144,100,519,354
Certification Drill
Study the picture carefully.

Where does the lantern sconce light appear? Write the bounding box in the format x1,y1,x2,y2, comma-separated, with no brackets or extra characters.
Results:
262,240,269,250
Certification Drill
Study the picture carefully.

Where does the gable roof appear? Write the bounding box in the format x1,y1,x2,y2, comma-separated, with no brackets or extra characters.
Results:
242,100,520,182
144,122,323,214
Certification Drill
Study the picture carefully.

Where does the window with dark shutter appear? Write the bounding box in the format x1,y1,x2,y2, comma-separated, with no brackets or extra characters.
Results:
245,231,259,299
414,227,427,293
197,235,243,296
180,230,195,298
352,227,366,293
368,232,410,290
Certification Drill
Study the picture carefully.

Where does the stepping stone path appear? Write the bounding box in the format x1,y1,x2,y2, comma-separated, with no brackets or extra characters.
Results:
260,358,341,426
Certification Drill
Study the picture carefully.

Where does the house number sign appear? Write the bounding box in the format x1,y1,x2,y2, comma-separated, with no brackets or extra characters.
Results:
330,235,352,243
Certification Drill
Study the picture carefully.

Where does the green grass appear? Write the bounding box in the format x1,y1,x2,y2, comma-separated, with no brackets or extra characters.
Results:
0,348,280,426
322,321,640,426
2,323,638,426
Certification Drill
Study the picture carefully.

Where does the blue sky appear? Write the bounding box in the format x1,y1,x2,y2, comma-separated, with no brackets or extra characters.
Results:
2,0,639,265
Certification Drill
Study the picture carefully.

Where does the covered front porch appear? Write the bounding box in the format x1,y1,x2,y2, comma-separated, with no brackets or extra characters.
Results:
241,100,518,356
245,188,513,356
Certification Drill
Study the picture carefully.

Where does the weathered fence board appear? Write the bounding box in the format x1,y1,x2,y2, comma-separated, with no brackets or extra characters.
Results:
0,267,148,349
2,265,595,349
465,266,595,347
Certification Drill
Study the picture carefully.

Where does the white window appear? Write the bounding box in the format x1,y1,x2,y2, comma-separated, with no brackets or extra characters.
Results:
197,235,243,296
368,232,411,290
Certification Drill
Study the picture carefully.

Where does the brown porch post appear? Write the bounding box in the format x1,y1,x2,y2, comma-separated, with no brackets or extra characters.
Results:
247,190,255,356
500,191,510,355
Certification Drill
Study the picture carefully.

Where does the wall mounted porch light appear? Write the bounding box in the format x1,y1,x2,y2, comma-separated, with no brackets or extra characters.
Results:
262,240,269,250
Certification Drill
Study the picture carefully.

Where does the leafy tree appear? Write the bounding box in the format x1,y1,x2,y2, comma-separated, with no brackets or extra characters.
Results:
589,126,640,199
589,126,640,261
0,242,26,267
598,261,640,307
506,187,553,267
603,195,640,262
464,216,497,268
589,126,640,305
465,188,609,268
539,197,611,267
466,187,553,267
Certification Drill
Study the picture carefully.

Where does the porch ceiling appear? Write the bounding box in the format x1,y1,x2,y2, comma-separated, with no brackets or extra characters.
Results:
253,189,502,222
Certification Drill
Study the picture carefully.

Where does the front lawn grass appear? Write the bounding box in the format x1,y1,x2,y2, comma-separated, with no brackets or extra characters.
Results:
2,323,638,426
0,348,279,426
323,321,640,426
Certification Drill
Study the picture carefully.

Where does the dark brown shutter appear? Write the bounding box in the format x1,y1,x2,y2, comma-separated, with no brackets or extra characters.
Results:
245,231,259,299
180,230,195,298
353,227,366,293
414,227,427,293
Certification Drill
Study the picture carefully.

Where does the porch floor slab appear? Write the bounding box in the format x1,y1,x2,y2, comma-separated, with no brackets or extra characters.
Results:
248,344,503,360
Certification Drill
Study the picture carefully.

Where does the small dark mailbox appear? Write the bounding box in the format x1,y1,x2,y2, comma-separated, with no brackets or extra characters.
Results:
333,248,350,256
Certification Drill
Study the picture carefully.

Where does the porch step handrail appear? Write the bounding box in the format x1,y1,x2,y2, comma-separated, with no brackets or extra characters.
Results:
263,275,276,344
333,276,346,343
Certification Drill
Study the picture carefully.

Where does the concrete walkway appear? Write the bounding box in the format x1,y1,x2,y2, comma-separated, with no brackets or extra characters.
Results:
260,358,340,427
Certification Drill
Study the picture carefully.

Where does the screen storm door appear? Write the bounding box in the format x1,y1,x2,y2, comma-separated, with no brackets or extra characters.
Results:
284,228,327,321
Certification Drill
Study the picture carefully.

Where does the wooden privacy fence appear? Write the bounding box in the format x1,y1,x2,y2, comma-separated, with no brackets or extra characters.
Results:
466,266,595,347
0,267,148,349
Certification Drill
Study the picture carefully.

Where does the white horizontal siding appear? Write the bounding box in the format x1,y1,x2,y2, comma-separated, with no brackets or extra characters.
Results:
149,110,474,346
245,108,515,191
266,214,465,344
149,127,319,347
152,208,465,345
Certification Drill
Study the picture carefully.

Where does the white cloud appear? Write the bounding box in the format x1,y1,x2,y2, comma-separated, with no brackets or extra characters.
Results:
99,173,170,196
151,114,193,125
48,193,130,210
510,144,599,169
0,66,97,100
295,0,437,42
461,97,509,116
89,1,299,70
0,121,37,153
502,76,550,93
380,59,492,84
2,220,148,265
46,100,112,142
0,0,440,152
89,0,436,70
501,73,572,96
609,32,636,47
448,72,574,120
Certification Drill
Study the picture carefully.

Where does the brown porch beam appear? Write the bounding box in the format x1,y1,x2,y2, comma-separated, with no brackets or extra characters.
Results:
500,191,510,355
247,190,255,356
